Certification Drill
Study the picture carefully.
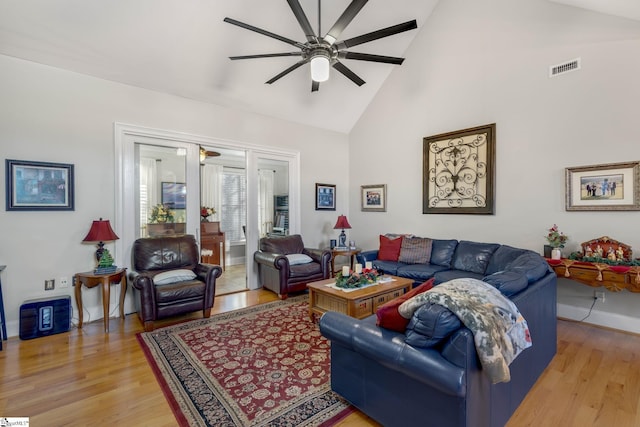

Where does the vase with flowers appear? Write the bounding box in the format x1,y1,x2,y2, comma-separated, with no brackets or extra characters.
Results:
200,206,216,222
545,224,568,260
149,204,174,224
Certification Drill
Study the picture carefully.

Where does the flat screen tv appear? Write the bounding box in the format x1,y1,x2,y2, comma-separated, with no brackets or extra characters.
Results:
161,182,186,209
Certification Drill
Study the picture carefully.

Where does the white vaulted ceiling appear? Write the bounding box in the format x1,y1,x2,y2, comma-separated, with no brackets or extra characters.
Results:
0,0,637,133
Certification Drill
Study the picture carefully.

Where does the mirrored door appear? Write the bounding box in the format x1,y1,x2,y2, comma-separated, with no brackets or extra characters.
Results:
137,144,188,238
200,146,248,294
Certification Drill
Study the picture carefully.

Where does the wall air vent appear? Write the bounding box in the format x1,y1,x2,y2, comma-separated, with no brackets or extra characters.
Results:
549,58,581,77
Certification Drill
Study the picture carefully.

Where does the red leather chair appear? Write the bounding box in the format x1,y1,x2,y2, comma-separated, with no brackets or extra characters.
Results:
254,234,331,299
129,234,222,331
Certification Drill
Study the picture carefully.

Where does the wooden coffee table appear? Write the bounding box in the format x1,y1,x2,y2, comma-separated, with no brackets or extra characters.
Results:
307,275,412,321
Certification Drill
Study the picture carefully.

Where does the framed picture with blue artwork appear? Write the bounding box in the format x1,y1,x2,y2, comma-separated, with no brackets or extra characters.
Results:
161,182,186,209
6,159,75,211
315,183,335,211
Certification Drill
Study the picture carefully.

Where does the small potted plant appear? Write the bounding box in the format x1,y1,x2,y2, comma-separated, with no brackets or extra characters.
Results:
545,224,568,260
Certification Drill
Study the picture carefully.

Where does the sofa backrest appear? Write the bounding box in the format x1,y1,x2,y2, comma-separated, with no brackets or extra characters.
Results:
259,234,304,255
451,240,500,274
132,234,199,273
429,239,459,267
484,245,527,275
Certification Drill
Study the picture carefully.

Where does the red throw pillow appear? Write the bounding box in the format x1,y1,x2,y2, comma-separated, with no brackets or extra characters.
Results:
376,278,435,332
378,235,403,261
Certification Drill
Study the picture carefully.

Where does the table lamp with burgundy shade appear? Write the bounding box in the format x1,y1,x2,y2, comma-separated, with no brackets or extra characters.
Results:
82,218,119,265
334,215,352,248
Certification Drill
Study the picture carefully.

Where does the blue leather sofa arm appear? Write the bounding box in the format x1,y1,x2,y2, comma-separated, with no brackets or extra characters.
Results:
356,250,378,265
319,312,466,397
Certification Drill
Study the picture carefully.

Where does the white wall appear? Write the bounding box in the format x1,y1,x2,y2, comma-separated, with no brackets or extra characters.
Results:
0,55,349,338
349,0,640,332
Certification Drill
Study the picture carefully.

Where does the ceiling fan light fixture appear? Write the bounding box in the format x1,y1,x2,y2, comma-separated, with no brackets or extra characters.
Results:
310,51,330,82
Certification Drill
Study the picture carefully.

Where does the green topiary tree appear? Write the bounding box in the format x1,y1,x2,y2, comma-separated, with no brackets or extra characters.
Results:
98,249,114,267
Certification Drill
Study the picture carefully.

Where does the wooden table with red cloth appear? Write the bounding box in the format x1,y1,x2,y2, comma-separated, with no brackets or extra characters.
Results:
547,258,640,292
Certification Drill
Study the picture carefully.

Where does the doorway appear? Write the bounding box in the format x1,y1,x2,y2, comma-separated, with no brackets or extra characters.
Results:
200,146,248,294
114,123,300,298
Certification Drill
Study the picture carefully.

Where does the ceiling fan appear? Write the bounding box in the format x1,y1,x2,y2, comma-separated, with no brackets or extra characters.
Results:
224,0,417,92
199,147,220,162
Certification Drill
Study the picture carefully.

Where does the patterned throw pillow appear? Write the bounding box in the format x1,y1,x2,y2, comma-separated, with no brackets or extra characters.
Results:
378,234,403,261
398,237,433,264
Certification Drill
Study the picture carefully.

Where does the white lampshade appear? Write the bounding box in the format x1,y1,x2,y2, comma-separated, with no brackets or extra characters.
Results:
310,55,330,82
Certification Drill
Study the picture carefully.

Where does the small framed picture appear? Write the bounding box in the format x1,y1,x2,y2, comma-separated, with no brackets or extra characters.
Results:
6,159,75,211
361,184,387,212
315,183,336,211
565,161,640,211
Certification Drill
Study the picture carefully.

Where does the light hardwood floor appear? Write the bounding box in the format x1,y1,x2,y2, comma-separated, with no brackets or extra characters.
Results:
215,263,247,295
1,291,639,426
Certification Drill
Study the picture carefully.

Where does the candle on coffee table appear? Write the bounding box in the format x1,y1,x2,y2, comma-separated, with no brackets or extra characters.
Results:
342,265,350,276
355,263,363,274
365,261,373,270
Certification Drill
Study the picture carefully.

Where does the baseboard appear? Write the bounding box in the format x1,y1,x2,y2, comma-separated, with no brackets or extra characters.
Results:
557,303,640,334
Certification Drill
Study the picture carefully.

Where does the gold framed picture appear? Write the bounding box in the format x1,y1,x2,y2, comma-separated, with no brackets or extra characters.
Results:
565,161,640,211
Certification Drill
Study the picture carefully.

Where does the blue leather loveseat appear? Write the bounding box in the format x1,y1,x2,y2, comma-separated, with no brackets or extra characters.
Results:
320,239,557,427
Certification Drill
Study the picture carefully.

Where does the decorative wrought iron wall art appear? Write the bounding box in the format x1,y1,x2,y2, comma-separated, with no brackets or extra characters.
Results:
423,124,495,214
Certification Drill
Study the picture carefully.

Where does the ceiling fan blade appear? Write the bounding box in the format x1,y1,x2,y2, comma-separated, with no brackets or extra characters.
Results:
230,52,302,60
287,0,317,42
266,60,308,84
332,61,365,86
224,17,306,49
339,51,405,65
312,80,320,92
336,20,417,50
325,0,368,44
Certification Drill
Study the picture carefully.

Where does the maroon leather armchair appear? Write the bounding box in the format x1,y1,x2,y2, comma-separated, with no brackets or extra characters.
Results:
129,234,222,331
254,234,331,299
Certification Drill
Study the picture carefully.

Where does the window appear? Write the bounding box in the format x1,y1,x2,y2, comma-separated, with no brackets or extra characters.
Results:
221,169,246,243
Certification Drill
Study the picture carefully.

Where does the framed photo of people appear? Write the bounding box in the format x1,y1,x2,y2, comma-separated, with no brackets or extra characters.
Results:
565,161,640,211
361,184,387,212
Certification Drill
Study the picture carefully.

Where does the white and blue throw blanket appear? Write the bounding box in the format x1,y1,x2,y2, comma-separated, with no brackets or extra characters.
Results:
398,278,532,384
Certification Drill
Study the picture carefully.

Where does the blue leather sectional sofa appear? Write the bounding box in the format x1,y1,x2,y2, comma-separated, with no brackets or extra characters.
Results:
320,239,557,427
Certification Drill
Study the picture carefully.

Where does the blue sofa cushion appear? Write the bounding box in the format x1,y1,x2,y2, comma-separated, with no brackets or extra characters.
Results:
371,260,404,276
506,252,550,283
482,271,528,296
484,245,527,275
396,263,449,283
430,239,459,267
451,241,500,274
405,302,462,348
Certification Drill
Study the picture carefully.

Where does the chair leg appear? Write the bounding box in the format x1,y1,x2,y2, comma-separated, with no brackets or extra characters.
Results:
203,307,212,318
279,293,288,300
144,321,155,332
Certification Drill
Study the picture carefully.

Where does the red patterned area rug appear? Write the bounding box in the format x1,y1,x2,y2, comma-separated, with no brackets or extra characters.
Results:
137,295,354,426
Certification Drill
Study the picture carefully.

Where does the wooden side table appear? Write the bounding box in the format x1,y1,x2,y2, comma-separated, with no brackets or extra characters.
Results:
329,248,361,277
74,268,127,333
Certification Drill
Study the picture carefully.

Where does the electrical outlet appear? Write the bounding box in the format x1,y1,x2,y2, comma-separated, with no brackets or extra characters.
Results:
595,291,605,302
59,276,69,288
45,279,55,291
